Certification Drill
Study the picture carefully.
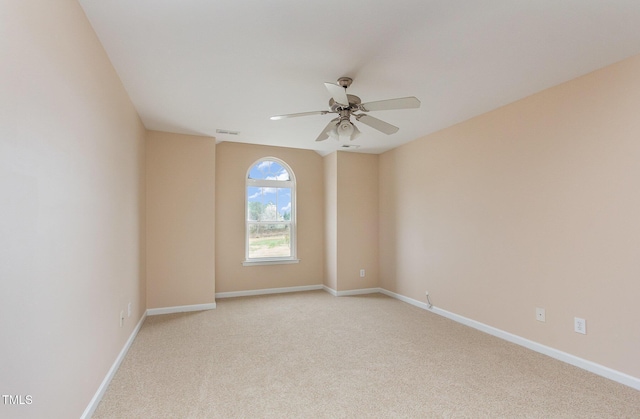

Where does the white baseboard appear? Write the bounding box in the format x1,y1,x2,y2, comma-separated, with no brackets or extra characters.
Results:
81,312,147,419
379,288,640,391
323,286,381,297
379,288,431,310
215,284,323,299
146,302,216,316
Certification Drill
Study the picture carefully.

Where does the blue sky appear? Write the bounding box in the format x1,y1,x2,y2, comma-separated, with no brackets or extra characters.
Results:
248,160,290,181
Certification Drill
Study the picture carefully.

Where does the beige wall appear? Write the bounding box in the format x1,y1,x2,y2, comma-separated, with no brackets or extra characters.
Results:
336,152,379,291
215,142,324,292
0,1,146,417
379,54,640,378
323,153,338,290
324,152,379,292
146,131,216,308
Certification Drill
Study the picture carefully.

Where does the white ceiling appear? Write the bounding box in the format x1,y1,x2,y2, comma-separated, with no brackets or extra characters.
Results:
79,0,640,156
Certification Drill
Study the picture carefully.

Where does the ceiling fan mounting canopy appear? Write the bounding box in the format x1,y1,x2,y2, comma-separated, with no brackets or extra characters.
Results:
337,76,353,89
270,77,420,142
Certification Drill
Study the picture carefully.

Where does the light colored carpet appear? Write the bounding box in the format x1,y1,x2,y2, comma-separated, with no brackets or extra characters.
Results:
93,291,640,418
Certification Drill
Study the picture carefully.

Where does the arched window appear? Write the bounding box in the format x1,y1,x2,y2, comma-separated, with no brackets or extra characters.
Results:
244,158,298,265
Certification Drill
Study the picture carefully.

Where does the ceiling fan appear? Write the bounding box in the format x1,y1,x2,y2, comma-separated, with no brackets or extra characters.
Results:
270,77,420,142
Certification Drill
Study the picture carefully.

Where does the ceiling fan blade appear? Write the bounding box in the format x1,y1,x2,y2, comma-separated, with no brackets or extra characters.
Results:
270,110,329,120
324,82,350,107
360,96,421,112
315,118,339,142
356,114,399,135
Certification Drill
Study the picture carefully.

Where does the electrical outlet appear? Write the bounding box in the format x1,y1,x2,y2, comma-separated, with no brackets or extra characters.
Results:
360,269,365,277
574,317,586,334
120,311,125,327
536,307,545,322
127,302,132,317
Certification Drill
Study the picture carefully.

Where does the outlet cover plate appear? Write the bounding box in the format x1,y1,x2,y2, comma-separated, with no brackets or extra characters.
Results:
574,317,586,334
536,307,545,322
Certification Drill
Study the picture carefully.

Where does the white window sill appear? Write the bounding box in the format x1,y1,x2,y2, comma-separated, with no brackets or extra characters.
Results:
242,259,300,266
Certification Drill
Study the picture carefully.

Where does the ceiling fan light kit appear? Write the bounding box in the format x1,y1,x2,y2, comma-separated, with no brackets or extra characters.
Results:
270,77,420,143
329,117,361,141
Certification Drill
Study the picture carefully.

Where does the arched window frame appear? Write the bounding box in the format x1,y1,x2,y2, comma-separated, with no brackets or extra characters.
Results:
243,157,299,266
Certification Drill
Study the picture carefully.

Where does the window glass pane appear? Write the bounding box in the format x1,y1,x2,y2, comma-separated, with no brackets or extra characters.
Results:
277,188,291,221
248,186,291,222
247,187,262,221
248,223,291,258
262,202,278,221
248,160,290,181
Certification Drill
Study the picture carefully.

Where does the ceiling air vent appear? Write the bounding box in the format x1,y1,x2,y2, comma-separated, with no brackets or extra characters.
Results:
340,144,360,149
216,129,240,135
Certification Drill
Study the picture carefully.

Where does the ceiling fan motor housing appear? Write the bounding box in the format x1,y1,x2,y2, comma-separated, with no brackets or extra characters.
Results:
329,94,361,112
